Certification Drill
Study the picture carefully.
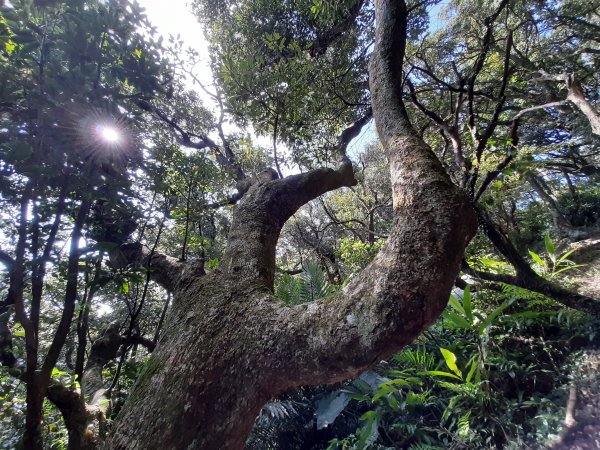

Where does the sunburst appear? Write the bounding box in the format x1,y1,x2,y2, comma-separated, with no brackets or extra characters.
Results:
95,124,122,144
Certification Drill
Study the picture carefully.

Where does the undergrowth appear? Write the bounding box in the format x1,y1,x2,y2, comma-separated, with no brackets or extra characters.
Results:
249,262,600,449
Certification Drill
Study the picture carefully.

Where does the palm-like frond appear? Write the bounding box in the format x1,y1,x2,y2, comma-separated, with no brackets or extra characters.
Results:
275,261,336,304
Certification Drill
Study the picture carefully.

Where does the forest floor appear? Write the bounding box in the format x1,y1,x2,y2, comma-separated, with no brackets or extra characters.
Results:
550,350,600,449
550,238,600,450
570,237,600,299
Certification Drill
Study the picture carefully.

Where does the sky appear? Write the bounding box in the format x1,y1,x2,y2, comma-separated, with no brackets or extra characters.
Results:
141,0,206,58
140,0,211,86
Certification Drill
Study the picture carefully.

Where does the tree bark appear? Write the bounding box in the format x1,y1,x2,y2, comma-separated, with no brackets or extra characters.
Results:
566,74,600,136
532,71,600,136
104,1,477,448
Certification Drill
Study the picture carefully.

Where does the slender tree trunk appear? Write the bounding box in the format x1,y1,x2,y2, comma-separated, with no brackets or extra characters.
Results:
75,256,103,381
561,169,577,198
368,209,375,245
22,198,91,450
152,293,171,346
181,178,193,261
23,382,45,450
525,172,585,239
9,182,44,450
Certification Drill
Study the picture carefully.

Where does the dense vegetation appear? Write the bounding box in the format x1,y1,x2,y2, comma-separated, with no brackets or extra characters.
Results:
0,0,599,448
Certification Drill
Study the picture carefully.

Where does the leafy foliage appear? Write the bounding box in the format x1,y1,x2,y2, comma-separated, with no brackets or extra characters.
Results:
275,261,336,304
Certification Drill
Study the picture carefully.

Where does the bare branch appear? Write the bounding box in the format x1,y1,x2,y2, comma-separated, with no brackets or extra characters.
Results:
407,80,467,172
475,209,600,315
512,100,570,120
465,263,600,315
529,72,600,135
336,108,373,157
276,266,303,276
136,99,247,179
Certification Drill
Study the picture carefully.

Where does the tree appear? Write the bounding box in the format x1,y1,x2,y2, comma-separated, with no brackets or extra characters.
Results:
1,0,599,448
103,0,477,448
0,0,171,446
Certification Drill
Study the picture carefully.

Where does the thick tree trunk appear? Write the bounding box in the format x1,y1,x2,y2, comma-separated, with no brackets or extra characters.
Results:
104,1,477,448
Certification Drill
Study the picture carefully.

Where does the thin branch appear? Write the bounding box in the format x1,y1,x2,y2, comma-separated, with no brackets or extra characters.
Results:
272,114,283,178
136,99,246,179
407,79,467,172
336,108,373,157
512,100,570,120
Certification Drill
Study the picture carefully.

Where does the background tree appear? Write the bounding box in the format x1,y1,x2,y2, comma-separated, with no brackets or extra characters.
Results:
0,0,174,446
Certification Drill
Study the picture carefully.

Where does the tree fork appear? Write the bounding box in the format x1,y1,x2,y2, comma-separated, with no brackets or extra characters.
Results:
104,1,477,448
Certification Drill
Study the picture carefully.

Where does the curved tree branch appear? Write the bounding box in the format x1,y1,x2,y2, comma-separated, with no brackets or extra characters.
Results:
531,71,600,136
221,159,357,289
271,0,477,383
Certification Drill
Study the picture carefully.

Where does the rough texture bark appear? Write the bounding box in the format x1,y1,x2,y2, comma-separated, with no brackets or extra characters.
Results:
104,1,477,448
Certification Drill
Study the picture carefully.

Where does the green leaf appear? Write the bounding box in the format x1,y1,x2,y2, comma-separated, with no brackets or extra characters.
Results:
5,39,16,55
465,355,479,383
462,286,473,323
553,264,585,275
443,310,471,329
556,248,577,265
479,299,513,332
13,329,25,337
371,385,398,401
545,232,555,256
477,257,508,269
52,367,67,377
379,378,410,388
440,348,462,378
528,250,546,267
448,294,465,314
357,410,379,449
420,370,462,380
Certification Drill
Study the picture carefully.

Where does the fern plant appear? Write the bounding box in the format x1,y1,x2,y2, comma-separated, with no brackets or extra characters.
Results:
275,261,336,304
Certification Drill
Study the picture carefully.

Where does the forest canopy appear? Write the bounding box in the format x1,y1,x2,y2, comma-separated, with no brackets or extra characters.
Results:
0,0,599,448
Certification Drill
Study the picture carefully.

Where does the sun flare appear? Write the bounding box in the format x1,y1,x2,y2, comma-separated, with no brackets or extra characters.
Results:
96,124,121,144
